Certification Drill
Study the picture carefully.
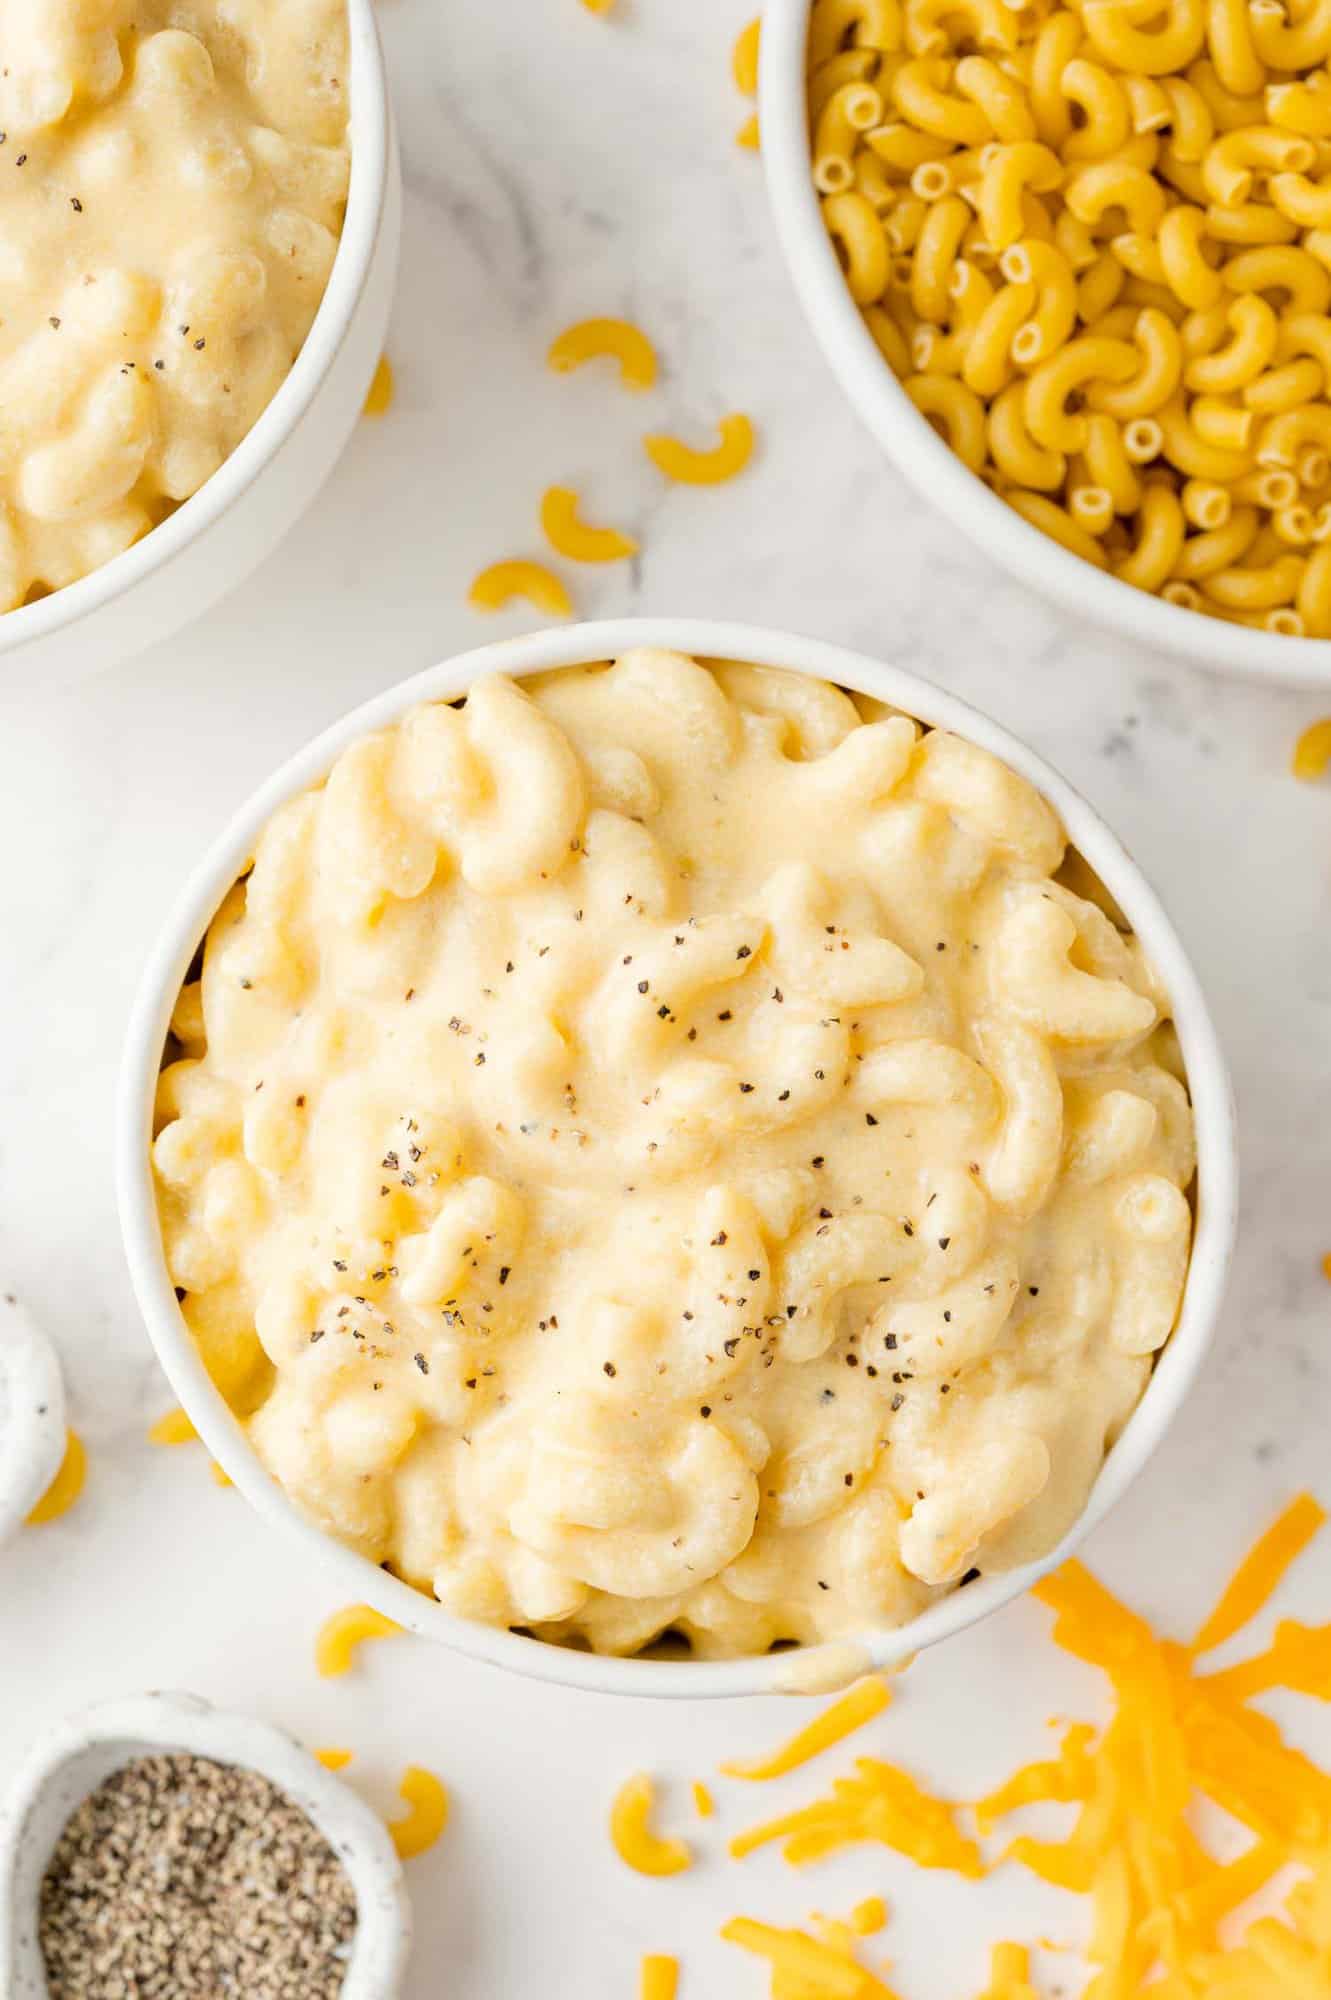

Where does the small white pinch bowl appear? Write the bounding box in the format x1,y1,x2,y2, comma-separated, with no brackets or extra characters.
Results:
0,0,400,697
0,1296,66,1548
0,1691,411,1999
118,618,1239,1699
760,0,1331,688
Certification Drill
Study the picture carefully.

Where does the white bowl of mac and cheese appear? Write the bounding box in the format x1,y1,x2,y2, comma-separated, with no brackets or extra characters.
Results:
0,0,398,694
761,0,1331,688
118,620,1237,1698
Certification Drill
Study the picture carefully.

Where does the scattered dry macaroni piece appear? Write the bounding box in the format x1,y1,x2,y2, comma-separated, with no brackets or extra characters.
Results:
314,1747,354,1771
850,1898,887,1937
720,1677,892,1781
0,0,350,613
314,1603,405,1678
644,414,755,483
693,1781,716,1819
733,18,761,96
730,1757,982,1875
148,1406,199,1446
640,1955,679,2000
26,1430,86,1526
1293,718,1331,778
611,1775,692,1877
541,486,639,563
804,4,1331,635
363,356,395,419
547,317,658,390
468,559,574,618
580,0,616,13
390,1765,449,1860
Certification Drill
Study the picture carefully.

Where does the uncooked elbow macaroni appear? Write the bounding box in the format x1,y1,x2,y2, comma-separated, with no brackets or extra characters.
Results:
806,0,1331,635
0,0,349,613
152,654,1195,1658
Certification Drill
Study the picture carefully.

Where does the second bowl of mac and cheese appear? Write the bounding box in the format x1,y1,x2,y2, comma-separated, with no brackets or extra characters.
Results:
762,0,1331,686
119,620,1236,1697
0,0,398,692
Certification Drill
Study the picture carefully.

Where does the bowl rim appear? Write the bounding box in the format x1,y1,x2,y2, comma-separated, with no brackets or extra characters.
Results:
0,1690,410,1999
0,0,391,663
758,0,1331,690
117,617,1239,1699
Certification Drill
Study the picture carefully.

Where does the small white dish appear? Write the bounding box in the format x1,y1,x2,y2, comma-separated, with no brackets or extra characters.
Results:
0,0,401,696
759,0,1331,688
117,618,1239,1699
0,1691,411,1999
0,1297,66,1546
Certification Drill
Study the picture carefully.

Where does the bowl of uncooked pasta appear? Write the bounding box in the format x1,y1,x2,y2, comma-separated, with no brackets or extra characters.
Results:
118,618,1237,1698
761,0,1331,685
0,0,398,693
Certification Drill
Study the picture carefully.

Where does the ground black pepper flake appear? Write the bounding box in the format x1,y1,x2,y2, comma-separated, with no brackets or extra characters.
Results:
38,1753,356,2000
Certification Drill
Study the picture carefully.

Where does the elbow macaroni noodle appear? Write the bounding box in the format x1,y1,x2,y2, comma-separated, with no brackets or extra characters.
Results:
805,0,1331,634
0,0,349,614
152,654,1195,1659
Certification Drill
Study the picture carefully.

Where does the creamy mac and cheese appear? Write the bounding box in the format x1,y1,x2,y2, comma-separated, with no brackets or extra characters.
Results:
0,0,349,612
152,653,1195,1658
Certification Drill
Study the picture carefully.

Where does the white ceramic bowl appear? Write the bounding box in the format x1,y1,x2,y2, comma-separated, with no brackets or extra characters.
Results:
0,0,400,697
0,1691,411,1998
760,0,1331,689
117,618,1239,1698
0,1297,66,1548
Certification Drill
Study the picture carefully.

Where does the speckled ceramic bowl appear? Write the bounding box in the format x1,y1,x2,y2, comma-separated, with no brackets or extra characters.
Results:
0,1297,66,1547
0,1692,411,1999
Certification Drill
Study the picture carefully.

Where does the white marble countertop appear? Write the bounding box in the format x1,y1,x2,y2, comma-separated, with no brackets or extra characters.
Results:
3,1,1331,1992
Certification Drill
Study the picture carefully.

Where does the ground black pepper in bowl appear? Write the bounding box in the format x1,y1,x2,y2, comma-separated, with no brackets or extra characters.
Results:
38,1751,358,1998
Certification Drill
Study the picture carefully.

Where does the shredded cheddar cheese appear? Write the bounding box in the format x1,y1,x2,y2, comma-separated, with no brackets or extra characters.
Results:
1323,1253,1331,1283
736,114,760,151
26,1429,86,1526
610,1774,692,1877
390,1765,449,1860
850,1898,887,1937
209,1460,232,1487
1293,719,1331,781
547,317,657,391
643,414,755,485
468,560,574,619
362,355,394,418
1191,1493,1327,1655
148,1406,198,1446
540,485,638,563
640,1955,679,2000
730,1757,981,1876
314,1747,353,1771
974,1944,1038,2000
314,1603,405,1678
721,1914,903,2000
720,1678,892,1782
693,1781,715,1819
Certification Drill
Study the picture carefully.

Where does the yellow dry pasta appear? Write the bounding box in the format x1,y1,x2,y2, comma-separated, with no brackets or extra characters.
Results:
693,1781,716,1818
468,561,575,619
610,1774,692,1877
26,1429,86,1526
389,1766,449,1860
540,486,638,563
314,1603,405,1678
640,1956,679,2000
643,413,755,483
148,1406,198,1446
547,317,658,390
362,355,394,419
733,16,761,96
1292,715,1331,773
806,0,1331,635
719,1678,893,1782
